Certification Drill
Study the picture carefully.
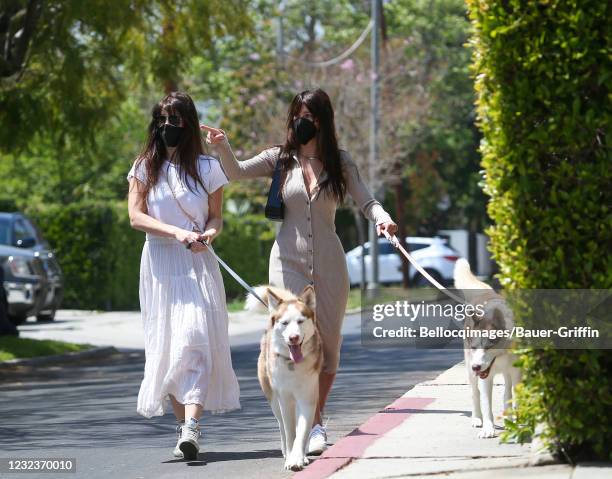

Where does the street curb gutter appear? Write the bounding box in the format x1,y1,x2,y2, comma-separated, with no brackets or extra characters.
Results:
0,346,118,369
294,396,436,479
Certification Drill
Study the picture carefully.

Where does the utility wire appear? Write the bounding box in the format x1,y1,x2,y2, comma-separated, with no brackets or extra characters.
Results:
289,20,373,68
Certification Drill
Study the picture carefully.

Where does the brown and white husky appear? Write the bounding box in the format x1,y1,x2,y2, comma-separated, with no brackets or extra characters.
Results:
246,285,323,470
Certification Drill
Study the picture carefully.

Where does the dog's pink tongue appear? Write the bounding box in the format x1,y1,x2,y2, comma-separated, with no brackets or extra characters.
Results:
288,344,303,363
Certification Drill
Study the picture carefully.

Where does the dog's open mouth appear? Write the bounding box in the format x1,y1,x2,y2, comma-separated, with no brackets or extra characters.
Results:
476,357,496,379
288,341,304,363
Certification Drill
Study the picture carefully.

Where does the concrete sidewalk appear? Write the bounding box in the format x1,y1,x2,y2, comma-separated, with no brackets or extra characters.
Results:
296,362,610,479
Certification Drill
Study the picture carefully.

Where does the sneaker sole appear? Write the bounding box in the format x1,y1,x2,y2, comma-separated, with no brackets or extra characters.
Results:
307,445,328,456
179,441,199,460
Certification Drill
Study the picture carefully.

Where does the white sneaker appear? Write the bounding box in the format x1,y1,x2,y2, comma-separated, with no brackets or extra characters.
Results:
178,422,201,460
307,424,328,455
173,423,184,458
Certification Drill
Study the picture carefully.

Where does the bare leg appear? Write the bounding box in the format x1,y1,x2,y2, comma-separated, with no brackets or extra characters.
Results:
313,372,335,426
185,403,203,422
169,394,185,422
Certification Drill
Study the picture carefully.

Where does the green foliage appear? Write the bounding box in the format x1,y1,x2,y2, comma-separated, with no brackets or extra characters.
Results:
0,0,251,153
386,0,486,233
25,201,122,309
0,336,91,362
18,201,273,310
213,212,276,300
467,0,611,461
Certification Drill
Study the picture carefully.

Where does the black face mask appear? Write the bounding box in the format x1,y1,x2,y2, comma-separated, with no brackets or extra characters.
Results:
161,124,184,148
293,117,317,145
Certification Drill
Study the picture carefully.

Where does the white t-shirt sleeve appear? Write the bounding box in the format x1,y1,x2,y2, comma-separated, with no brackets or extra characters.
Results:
127,159,147,184
201,156,229,194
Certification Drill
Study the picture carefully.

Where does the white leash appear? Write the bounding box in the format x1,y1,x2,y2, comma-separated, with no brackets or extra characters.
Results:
200,239,268,308
382,230,466,304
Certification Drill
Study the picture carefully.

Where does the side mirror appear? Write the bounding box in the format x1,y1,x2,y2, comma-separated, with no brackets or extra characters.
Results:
15,237,36,248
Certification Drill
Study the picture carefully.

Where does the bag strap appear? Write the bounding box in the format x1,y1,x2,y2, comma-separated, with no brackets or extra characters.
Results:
165,169,203,232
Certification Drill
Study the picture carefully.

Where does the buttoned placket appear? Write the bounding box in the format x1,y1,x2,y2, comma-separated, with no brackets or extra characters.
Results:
294,153,316,286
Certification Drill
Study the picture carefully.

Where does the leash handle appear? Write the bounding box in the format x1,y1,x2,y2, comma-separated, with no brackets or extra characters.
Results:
381,230,466,304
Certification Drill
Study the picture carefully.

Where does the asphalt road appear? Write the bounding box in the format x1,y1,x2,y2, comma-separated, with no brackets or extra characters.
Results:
0,330,462,479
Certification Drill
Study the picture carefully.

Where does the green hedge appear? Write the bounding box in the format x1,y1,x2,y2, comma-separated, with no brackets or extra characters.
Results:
24,202,273,310
467,0,611,461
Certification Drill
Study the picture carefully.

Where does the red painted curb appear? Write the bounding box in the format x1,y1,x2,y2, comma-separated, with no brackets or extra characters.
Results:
294,396,435,479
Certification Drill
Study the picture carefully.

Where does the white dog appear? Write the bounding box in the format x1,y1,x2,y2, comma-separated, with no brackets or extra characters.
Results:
246,284,322,471
454,259,521,438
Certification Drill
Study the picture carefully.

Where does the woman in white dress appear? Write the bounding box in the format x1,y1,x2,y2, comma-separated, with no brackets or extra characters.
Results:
127,91,240,460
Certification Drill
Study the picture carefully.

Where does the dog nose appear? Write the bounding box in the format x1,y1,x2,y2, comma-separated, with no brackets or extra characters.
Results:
289,335,300,344
472,364,481,372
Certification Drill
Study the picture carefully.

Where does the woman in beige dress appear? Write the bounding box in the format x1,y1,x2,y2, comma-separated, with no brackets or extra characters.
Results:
202,88,397,454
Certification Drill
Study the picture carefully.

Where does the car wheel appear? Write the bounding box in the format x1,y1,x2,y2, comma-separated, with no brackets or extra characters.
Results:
8,314,28,325
36,310,56,322
413,269,443,287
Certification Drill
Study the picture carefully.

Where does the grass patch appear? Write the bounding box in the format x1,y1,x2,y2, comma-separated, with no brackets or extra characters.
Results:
347,285,443,310
228,286,441,314
227,298,246,312
0,337,92,362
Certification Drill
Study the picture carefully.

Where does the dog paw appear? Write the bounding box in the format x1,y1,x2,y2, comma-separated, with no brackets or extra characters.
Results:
471,417,483,428
284,454,309,471
478,424,496,439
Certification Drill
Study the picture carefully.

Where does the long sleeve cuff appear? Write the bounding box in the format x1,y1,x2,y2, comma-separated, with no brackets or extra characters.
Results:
362,199,393,225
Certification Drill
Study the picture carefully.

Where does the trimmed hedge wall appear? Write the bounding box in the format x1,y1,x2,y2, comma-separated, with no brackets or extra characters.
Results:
467,0,611,460
24,202,273,310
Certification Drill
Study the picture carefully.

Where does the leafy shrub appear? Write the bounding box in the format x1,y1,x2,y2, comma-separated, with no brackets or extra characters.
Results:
25,202,274,310
466,0,611,461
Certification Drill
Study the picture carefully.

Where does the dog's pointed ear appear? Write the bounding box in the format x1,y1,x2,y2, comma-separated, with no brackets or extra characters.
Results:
299,284,316,312
492,307,505,328
266,288,283,313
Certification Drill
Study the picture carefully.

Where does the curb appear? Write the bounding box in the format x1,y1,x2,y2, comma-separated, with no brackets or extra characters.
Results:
294,396,436,479
0,346,118,369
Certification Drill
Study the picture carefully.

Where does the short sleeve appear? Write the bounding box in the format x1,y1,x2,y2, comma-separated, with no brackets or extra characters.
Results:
127,159,147,184
200,156,229,194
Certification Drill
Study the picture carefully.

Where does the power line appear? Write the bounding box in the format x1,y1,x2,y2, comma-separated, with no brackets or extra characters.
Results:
288,20,373,68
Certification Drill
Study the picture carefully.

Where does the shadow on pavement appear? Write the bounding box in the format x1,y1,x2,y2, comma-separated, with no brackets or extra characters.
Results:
0,332,462,452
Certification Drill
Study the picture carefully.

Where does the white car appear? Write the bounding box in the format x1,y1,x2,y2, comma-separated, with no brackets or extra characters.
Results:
346,237,461,287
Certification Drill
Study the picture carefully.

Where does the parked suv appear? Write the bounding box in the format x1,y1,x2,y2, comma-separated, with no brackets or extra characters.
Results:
346,236,461,287
0,212,63,324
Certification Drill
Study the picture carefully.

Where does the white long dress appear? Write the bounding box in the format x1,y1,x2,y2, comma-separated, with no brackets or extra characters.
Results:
127,155,241,418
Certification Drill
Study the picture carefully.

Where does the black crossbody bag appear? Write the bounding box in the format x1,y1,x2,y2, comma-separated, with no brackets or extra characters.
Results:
265,160,284,221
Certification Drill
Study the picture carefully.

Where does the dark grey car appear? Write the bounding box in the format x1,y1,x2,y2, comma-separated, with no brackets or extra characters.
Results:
0,212,64,324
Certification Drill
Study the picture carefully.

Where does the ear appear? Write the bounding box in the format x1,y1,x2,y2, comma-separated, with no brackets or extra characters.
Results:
266,288,283,313
492,307,505,328
299,284,316,312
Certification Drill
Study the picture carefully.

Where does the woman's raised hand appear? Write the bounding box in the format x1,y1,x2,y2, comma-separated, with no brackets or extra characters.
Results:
376,221,398,237
201,125,228,146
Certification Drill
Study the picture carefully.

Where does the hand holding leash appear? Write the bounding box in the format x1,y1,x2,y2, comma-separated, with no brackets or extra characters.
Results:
381,230,465,304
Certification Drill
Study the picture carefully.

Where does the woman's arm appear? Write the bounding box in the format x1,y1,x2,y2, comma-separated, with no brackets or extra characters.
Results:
202,186,224,245
343,151,398,235
201,125,277,180
127,177,205,250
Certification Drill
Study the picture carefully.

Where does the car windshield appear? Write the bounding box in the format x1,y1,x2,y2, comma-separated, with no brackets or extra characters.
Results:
0,218,11,245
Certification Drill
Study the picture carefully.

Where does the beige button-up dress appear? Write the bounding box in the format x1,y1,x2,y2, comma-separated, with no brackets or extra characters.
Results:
218,145,392,373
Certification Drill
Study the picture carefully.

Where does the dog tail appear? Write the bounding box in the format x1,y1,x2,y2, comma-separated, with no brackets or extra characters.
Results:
245,286,271,312
244,285,296,312
454,258,491,290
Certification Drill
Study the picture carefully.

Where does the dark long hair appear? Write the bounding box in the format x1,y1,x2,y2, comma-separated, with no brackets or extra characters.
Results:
134,91,207,196
279,89,346,203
